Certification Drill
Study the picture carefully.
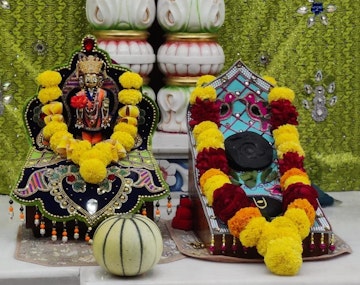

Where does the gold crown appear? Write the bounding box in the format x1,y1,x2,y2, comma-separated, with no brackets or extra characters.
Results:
77,55,104,74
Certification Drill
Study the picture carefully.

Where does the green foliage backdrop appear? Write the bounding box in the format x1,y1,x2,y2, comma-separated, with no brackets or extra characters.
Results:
0,1,90,194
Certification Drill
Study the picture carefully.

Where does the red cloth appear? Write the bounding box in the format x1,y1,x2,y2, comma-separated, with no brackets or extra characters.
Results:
171,196,193,231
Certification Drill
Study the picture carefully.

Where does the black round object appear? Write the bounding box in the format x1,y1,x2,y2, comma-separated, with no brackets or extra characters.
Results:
224,131,273,171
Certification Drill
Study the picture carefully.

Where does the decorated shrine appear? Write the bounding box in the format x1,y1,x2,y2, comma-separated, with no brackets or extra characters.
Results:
0,0,358,283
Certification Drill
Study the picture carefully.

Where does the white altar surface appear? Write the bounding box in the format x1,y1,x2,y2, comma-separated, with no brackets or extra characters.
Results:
1,192,359,285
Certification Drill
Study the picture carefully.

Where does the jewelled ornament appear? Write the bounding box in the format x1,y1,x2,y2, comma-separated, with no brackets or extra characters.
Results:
33,40,48,56
0,79,12,116
297,1,337,27
302,70,337,122
1,0,10,9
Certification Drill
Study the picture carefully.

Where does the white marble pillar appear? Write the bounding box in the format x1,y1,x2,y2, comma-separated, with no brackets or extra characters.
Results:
85,0,157,99
156,0,225,133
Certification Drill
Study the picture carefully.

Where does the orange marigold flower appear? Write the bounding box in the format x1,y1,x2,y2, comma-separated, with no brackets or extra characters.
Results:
227,207,262,238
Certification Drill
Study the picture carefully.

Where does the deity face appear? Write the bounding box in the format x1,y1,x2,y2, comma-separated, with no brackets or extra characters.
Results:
84,73,99,88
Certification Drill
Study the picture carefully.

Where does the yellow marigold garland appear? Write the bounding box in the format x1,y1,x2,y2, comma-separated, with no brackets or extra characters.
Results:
202,174,231,205
196,75,216,87
199,168,227,189
192,120,219,140
268,86,295,103
284,208,311,240
277,141,305,159
228,207,262,238
37,70,143,184
189,85,217,104
196,137,224,152
196,128,224,146
287,198,316,225
280,168,308,189
264,237,303,276
239,216,267,247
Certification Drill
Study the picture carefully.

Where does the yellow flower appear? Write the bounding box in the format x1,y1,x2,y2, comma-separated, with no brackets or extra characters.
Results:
196,75,216,87
273,124,299,138
280,168,308,190
196,128,224,146
268,87,295,103
113,141,127,159
113,122,138,138
239,217,268,247
283,175,311,190
49,130,73,154
196,137,224,152
38,86,62,104
119,71,143,89
257,223,302,257
79,148,106,166
44,114,64,125
270,216,299,232
273,133,300,149
264,237,303,276
42,121,68,140
41,101,63,116
111,131,135,152
67,139,91,165
79,158,107,184
36,70,62,87
202,174,231,205
118,89,142,105
287,198,316,226
56,136,75,158
192,120,218,140
262,75,277,86
199,168,227,189
277,141,305,159
93,141,119,164
118,105,140,118
227,207,262,238
284,208,311,240
189,85,217,104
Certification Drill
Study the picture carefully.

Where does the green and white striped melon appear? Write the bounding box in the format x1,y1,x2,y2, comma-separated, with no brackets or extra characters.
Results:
92,214,163,276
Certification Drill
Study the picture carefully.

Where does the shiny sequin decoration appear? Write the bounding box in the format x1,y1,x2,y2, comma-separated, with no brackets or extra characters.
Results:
297,1,337,27
86,199,98,215
1,0,10,9
33,40,48,55
302,70,337,122
259,54,270,66
0,80,12,116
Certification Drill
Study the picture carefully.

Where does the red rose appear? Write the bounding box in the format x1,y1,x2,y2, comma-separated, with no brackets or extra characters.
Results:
282,182,319,211
196,147,230,176
70,94,88,109
212,183,253,223
278,152,305,175
270,99,298,130
189,98,220,128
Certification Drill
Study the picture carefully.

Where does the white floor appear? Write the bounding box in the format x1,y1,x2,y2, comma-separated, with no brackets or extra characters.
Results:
1,192,360,285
